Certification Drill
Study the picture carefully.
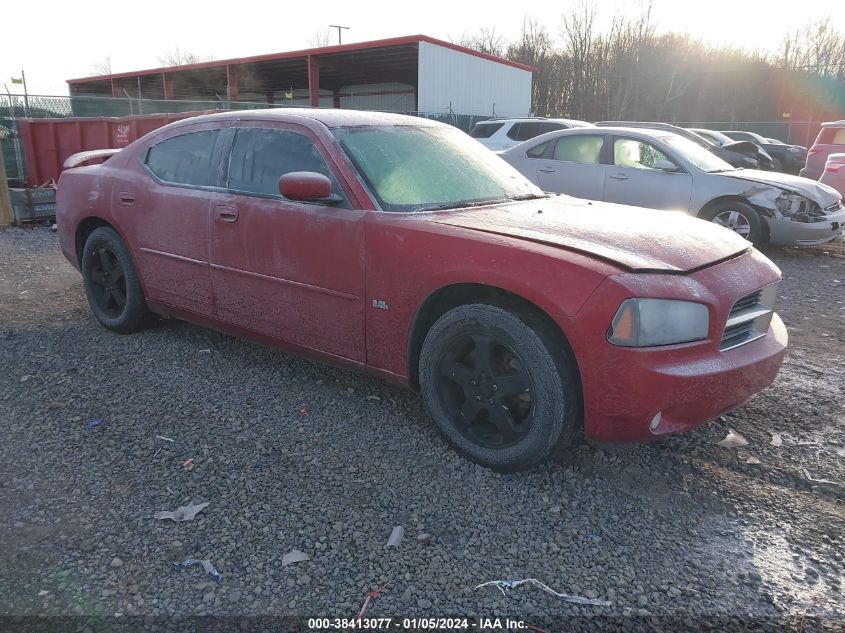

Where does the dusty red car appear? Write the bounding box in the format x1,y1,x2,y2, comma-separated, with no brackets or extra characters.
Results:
56,109,788,472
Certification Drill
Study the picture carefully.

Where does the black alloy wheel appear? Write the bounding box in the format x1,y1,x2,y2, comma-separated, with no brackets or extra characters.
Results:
437,331,535,448
81,226,151,333
419,303,580,472
88,246,127,317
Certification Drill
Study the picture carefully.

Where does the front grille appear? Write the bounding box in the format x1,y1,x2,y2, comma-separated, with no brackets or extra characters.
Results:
721,321,757,350
730,290,762,315
720,284,779,351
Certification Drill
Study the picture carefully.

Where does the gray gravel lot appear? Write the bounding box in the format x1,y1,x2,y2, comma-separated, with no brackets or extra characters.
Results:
1,227,843,632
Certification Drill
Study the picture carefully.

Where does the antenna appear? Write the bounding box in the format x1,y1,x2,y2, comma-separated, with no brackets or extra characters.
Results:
329,25,350,45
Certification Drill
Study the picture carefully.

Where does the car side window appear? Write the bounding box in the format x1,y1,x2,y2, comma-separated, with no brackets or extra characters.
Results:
526,141,550,159
506,123,522,140
227,128,346,205
820,127,845,145
544,122,566,133
145,130,219,186
515,122,546,141
552,135,604,164
470,123,504,139
613,138,672,170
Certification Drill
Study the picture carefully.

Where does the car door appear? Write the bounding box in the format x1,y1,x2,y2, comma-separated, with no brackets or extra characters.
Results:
207,123,366,362
534,134,607,199
115,126,221,316
603,136,693,212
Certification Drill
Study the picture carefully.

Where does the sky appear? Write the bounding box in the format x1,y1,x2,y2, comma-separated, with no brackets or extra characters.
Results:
2,0,844,95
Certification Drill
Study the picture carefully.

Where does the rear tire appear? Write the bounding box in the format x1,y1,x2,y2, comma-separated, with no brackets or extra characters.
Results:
419,303,579,472
700,200,764,246
81,226,151,334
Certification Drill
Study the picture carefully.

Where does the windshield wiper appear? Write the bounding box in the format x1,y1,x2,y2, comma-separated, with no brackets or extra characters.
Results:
422,198,507,212
507,193,548,201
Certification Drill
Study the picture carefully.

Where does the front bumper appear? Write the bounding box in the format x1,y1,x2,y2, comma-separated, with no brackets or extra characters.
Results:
766,206,845,246
565,249,787,443
582,314,786,442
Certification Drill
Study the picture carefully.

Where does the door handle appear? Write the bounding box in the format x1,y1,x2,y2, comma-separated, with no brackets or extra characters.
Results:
216,205,238,223
609,174,629,181
119,192,135,206
538,167,556,173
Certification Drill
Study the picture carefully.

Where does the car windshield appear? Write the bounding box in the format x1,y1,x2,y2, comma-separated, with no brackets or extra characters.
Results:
661,135,736,172
335,125,544,212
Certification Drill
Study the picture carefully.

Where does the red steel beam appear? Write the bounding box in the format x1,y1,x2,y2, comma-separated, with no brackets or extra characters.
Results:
307,56,320,108
226,65,239,102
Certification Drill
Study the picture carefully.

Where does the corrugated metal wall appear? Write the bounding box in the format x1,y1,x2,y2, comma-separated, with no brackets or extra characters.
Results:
417,42,532,117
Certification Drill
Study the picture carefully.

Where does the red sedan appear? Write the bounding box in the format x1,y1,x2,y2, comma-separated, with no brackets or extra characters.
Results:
56,110,787,472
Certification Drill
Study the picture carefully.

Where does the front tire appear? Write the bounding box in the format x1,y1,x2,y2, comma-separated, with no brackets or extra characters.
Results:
419,303,579,472
81,226,150,333
700,200,764,245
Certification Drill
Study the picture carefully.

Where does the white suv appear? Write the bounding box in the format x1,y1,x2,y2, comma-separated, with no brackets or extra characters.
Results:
470,118,593,151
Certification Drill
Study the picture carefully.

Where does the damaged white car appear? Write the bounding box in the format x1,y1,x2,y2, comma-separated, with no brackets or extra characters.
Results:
500,126,845,246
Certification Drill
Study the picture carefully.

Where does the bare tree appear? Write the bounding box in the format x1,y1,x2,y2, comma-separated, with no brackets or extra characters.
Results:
158,47,214,67
452,27,507,57
777,16,845,78
309,29,332,48
560,0,600,119
507,18,563,116
91,57,113,76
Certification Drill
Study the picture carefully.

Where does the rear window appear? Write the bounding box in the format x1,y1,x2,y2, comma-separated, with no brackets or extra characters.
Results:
818,127,845,145
145,130,218,186
470,122,505,139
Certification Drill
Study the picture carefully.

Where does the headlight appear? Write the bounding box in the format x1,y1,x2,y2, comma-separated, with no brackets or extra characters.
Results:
608,299,709,347
775,191,823,221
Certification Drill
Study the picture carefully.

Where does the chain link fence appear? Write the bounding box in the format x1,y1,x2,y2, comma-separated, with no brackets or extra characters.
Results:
1,94,512,183
2,93,829,184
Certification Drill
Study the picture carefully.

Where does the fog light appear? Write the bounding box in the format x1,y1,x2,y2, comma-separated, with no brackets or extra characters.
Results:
649,411,662,432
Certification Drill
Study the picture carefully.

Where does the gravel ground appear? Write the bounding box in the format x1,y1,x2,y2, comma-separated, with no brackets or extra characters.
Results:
0,227,843,632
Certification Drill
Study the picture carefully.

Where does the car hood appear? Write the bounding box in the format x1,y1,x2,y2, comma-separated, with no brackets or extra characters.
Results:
432,196,751,273
721,169,841,204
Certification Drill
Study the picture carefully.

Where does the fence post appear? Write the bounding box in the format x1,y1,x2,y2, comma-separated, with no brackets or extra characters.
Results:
0,153,13,226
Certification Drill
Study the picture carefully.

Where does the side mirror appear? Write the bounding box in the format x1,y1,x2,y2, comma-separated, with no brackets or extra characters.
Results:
653,159,679,172
279,171,336,203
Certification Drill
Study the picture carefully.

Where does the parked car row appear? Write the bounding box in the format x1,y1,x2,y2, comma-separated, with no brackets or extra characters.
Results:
497,125,845,247
471,117,810,175
598,122,774,171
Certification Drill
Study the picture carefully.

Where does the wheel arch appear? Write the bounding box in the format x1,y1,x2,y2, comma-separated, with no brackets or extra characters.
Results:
407,282,582,395
697,195,772,242
75,216,116,267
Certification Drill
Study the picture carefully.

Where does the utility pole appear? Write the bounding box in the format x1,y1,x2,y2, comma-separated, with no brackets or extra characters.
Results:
329,25,350,45
11,70,29,117
0,134,13,226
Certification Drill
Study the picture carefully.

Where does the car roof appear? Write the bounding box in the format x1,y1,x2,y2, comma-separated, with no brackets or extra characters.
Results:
165,108,443,130
821,120,845,127
503,126,676,151
541,126,674,138
474,117,593,126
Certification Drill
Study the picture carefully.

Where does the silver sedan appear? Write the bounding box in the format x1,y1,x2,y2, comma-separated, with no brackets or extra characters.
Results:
499,127,845,246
